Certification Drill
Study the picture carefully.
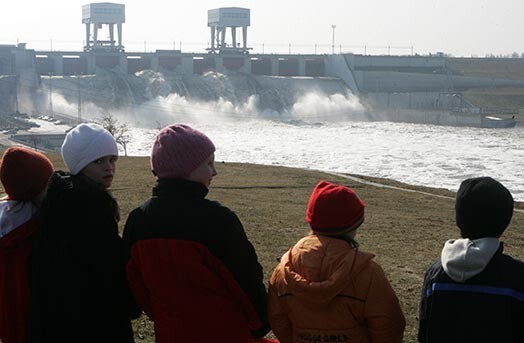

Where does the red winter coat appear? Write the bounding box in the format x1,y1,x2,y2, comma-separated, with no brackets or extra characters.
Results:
0,216,39,343
127,239,262,342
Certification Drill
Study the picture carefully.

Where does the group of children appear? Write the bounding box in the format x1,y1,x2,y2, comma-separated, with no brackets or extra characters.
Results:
0,122,521,343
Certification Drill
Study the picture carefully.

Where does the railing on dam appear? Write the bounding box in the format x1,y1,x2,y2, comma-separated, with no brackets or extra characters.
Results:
32,51,328,77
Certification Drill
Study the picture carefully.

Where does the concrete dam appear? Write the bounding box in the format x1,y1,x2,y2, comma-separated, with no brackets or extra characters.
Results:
3,42,524,120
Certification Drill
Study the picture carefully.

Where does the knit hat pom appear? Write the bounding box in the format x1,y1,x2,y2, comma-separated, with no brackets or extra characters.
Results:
456,176,513,239
306,180,365,236
0,146,54,201
61,123,119,175
151,124,216,179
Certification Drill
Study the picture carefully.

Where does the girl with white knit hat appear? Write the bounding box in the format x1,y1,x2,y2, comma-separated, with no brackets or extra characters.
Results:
29,123,139,343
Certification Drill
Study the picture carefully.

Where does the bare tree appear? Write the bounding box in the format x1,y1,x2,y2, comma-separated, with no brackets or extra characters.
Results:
100,111,130,156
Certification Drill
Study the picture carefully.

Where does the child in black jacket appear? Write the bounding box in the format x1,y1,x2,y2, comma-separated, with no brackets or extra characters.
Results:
123,124,270,343
29,123,139,343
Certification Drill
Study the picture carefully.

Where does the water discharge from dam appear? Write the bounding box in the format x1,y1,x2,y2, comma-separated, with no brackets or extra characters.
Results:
32,70,364,127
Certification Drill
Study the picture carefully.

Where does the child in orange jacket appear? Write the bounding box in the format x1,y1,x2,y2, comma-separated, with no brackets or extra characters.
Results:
268,180,405,343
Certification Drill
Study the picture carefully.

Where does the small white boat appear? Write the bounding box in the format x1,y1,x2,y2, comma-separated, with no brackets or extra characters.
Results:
481,116,515,128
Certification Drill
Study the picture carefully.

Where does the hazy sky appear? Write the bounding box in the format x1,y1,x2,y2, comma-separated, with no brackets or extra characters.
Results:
1,0,522,56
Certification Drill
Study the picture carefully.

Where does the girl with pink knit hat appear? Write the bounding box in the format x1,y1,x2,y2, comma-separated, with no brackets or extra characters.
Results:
0,146,54,343
123,124,270,342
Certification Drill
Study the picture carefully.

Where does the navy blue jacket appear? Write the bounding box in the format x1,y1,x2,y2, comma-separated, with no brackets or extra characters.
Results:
418,244,524,343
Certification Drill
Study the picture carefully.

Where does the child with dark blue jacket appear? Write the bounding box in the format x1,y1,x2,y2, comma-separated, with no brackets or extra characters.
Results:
419,176,523,343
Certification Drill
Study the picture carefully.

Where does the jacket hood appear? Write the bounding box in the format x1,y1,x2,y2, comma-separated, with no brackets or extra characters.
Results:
0,200,38,241
0,204,39,249
441,237,500,282
280,234,374,310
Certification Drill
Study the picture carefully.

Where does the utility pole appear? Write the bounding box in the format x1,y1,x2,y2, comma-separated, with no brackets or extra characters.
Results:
14,74,19,114
331,25,336,54
77,75,82,122
49,73,53,115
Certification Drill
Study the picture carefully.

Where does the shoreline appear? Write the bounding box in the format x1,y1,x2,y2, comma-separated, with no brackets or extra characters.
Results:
327,170,524,212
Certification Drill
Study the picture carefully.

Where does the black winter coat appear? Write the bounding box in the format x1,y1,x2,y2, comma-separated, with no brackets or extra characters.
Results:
29,171,139,343
418,244,524,343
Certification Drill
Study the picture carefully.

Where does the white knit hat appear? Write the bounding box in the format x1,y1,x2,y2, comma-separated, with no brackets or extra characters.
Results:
61,123,119,175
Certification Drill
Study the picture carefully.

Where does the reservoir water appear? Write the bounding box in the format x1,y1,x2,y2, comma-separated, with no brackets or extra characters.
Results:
124,115,524,201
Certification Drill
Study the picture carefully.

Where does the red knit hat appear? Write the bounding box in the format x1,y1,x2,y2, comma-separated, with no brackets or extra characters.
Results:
0,146,54,201
306,180,365,236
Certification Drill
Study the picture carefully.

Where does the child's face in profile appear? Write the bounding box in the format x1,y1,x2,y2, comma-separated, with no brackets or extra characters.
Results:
186,153,217,188
81,155,118,188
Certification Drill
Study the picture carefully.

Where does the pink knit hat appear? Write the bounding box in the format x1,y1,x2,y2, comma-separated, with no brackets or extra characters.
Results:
151,124,216,179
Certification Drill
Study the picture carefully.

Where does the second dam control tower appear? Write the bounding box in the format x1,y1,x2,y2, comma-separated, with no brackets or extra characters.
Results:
207,7,251,54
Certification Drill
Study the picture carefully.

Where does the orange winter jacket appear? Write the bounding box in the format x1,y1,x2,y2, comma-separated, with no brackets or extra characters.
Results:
268,234,405,343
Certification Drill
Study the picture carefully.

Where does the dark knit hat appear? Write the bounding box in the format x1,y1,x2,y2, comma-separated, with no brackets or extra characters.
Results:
151,124,216,179
456,177,513,239
306,180,365,236
0,146,54,201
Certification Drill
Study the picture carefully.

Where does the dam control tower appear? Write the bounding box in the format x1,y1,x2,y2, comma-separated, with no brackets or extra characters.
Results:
207,7,251,54
82,2,125,51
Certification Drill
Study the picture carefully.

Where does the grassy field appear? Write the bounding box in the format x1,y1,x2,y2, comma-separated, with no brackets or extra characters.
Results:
37,153,524,342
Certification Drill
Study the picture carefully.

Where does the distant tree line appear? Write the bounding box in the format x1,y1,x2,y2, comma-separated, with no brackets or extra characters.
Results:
482,52,524,58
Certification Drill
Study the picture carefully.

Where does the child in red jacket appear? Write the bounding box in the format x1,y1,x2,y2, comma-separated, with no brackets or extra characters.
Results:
0,147,54,343
123,124,270,343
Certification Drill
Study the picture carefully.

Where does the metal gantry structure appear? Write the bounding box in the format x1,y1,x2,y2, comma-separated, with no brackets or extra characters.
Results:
207,7,251,54
82,3,125,52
